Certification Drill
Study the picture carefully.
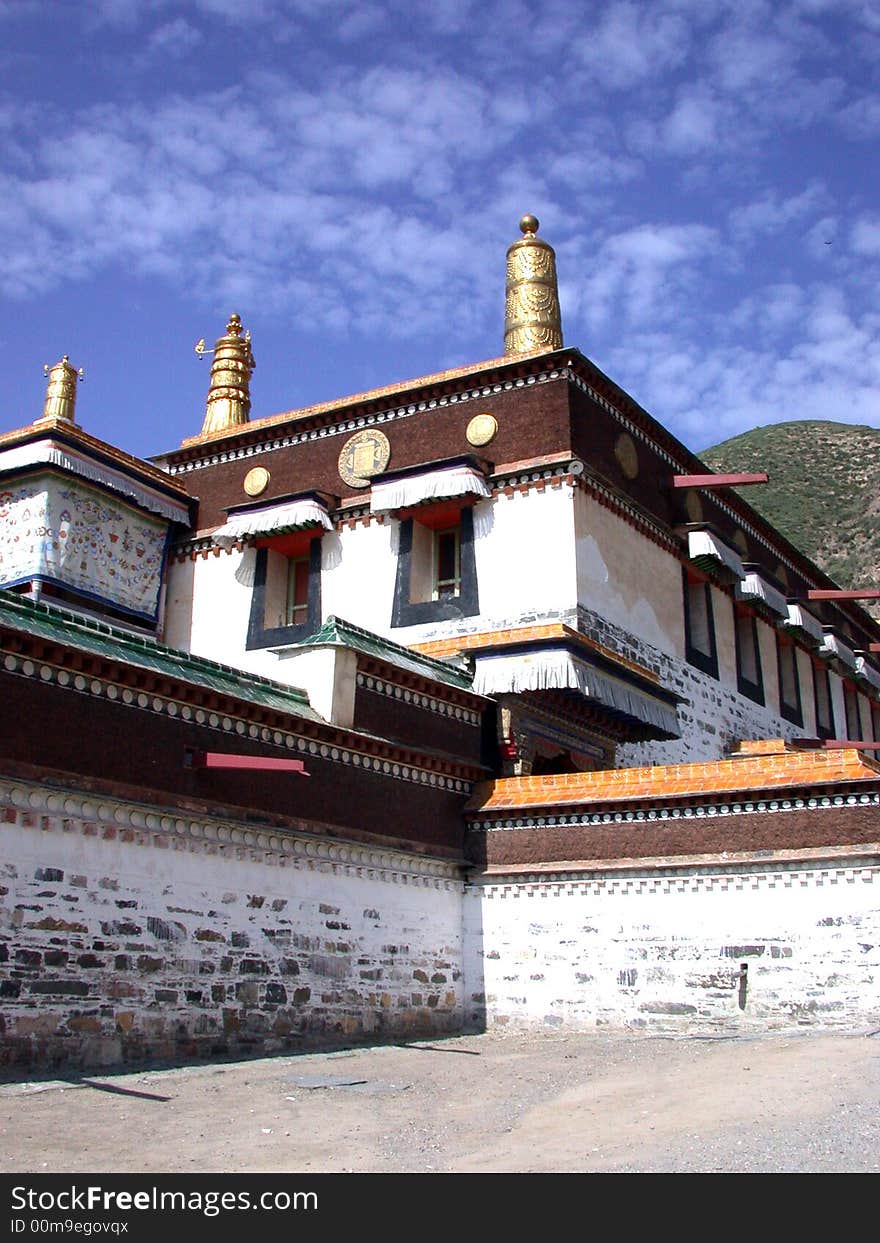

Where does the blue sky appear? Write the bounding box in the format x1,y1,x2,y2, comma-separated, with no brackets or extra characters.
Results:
1,0,879,460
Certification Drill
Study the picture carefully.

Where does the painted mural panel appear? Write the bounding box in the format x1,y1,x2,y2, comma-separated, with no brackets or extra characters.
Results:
0,472,168,620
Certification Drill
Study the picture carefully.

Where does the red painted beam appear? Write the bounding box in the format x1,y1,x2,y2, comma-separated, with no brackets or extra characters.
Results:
186,749,308,774
789,738,880,750
672,472,769,488
805,589,880,601
869,644,880,653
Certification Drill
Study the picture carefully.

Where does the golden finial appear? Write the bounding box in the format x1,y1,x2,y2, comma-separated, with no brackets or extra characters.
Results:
195,312,255,437
504,215,563,355
40,355,84,424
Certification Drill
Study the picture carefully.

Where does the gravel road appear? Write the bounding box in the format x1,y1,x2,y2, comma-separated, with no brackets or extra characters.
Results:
2,1027,879,1174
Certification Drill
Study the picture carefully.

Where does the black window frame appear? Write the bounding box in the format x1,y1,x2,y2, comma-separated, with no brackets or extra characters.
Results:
813,660,834,739
843,680,861,740
391,507,479,628
682,567,718,679
246,537,323,650
734,605,764,705
775,633,803,727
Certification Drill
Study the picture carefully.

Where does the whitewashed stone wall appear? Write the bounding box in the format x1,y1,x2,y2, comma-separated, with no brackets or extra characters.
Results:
464,855,880,1033
163,488,871,761
574,490,683,659
0,779,464,1069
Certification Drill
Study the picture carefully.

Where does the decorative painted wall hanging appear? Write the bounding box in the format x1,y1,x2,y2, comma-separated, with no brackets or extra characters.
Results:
0,472,169,621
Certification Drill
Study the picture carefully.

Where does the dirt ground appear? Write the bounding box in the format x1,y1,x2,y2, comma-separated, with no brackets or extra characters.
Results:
2,1027,879,1174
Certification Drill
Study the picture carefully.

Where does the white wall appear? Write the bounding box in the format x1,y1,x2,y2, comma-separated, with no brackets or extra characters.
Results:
464,856,880,1033
0,778,465,1067
575,490,683,658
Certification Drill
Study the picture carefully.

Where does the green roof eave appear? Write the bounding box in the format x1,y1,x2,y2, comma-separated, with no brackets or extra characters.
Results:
297,615,477,693
0,589,322,722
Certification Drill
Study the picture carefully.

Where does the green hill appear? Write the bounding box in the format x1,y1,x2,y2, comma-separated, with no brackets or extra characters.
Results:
702,420,880,593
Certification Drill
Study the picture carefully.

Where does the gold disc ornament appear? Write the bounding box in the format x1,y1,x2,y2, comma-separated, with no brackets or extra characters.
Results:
614,433,639,480
338,428,391,489
243,466,270,497
466,413,498,447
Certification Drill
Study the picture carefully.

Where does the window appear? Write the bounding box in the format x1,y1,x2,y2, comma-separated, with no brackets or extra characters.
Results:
776,635,802,726
734,607,764,704
391,507,479,627
682,569,718,678
433,527,461,599
813,661,834,738
843,681,861,740
286,556,310,626
246,535,322,649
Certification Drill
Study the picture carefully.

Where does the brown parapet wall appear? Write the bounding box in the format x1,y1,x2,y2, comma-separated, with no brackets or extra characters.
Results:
465,801,880,867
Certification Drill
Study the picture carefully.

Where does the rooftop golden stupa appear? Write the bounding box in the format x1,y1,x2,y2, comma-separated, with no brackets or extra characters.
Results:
195,312,255,437
182,218,562,443
504,214,563,355
38,355,84,425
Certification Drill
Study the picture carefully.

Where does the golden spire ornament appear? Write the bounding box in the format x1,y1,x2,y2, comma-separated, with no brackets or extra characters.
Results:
503,215,563,355
40,356,84,424
195,312,255,437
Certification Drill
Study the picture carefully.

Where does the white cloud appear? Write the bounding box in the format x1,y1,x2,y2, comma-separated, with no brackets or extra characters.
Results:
851,216,880,256
1,0,879,453
728,283,808,335
838,93,880,136
729,184,830,244
660,87,723,155
571,1,691,89
144,16,203,58
602,282,880,453
569,223,720,337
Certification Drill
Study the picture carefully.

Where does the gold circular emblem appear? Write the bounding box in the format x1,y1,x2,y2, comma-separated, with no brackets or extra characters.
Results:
243,466,270,497
466,413,498,448
338,428,391,489
614,433,639,480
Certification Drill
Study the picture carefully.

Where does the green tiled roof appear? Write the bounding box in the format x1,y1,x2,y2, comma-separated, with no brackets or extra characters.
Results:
0,589,321,721
299,615,476,693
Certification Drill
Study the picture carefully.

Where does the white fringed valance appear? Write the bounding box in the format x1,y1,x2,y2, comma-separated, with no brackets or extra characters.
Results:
213,498,333,549
819,632,856,668
687,530,745,580
471,650,679,737
855,656,880,692
370,465,491,514
736,572,789,618
783,603,824,645
0,439,189,523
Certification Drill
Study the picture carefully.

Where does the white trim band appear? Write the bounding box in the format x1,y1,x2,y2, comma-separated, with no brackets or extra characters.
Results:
0,439,189,523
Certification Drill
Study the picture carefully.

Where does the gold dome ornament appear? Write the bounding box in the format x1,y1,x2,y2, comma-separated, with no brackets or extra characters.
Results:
40,356,84,424
195,313,255,437
504,215,563,355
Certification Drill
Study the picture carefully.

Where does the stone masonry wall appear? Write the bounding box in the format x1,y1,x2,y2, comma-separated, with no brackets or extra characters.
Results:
0,778,465,1071
575,603,810,766
464,853,880,1033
